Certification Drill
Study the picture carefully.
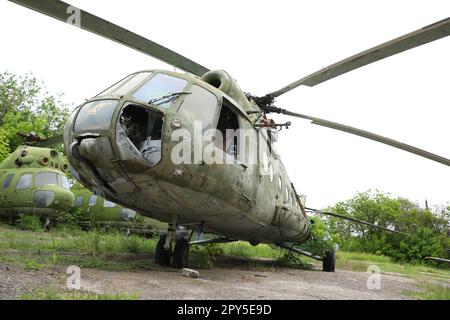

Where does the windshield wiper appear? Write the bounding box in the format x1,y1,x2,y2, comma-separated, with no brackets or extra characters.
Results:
148,91,191,105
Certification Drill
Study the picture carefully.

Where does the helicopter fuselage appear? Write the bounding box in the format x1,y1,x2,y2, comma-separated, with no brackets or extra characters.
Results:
64,69,311,244
0,146,74,220
71,184,162,235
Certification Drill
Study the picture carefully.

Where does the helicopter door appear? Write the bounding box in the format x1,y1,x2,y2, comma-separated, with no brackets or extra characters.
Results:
0,173,12,210
14,173,34,211
213,98,257,209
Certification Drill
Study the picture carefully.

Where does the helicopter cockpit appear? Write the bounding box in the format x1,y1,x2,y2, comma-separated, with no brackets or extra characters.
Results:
72,70,227,169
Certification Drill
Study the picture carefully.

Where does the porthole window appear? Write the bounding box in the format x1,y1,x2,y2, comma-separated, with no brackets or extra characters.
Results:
88,195,98,207
75,196,83,207
103,199,116,208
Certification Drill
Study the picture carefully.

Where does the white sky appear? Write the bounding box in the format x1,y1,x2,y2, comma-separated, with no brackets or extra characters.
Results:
0,0,449,210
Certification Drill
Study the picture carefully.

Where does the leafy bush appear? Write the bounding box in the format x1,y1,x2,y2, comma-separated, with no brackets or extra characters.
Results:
324,190,449,265
56,207,83,230
190,244,223,269
16,215,43,232
302,216,335,257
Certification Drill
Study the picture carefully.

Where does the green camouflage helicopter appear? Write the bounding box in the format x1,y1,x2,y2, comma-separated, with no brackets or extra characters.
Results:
71,183,166,237
0,132,74,226
10,0,450,271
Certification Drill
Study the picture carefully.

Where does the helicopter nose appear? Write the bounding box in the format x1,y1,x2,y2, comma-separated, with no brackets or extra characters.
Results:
78,138,99,163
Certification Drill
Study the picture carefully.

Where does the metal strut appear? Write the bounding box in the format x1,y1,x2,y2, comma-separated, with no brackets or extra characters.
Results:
277,242,323,261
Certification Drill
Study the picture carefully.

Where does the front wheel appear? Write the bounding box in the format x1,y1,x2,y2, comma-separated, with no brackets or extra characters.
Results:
155,235,171,266
323,249,336,272
173,239,189,269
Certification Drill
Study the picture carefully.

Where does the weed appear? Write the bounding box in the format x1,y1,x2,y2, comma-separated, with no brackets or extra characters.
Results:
16,216,43,232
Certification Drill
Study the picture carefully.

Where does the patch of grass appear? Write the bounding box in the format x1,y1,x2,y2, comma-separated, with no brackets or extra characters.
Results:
220,242,281,259
0,225,157,256
338,251,391,264
190,244,224,269
406,283,450,300
24,258,44,270
336,251,450,280
276,251,314,270
20,287,140,300
15,216,43,232
58,254,152,271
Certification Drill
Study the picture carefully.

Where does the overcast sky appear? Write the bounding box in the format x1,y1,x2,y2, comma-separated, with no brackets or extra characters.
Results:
0,0,449,210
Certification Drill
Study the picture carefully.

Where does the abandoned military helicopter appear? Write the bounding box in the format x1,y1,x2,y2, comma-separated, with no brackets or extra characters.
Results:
0,132,74,226
72,183,165,237
9,0,450,271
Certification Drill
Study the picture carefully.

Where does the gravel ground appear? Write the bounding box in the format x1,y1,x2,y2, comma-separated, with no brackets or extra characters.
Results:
0,260,421,300
0,264,65,300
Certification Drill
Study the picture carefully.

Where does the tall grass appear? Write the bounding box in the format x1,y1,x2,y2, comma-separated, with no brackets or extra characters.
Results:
220,242,282,259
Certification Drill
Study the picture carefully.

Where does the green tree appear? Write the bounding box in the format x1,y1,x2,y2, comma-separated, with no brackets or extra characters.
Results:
0,71,70,161
325,190,449,263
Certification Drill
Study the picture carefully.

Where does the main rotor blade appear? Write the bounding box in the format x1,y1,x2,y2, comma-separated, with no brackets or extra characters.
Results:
279,108,450,166
39,135,63,147
9,0,210,77
269,18,450,97
305,207,408,236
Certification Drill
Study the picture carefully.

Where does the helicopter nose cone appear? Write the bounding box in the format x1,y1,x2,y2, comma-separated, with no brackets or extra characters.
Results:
78,137,117,167
78,138,98,163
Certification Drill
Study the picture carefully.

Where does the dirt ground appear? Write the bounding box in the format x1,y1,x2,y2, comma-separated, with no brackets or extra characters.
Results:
0,257,422,300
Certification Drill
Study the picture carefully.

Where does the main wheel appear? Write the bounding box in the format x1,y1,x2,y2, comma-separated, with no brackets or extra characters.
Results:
155,235,171,266
323,249,336,272
173,239,189,269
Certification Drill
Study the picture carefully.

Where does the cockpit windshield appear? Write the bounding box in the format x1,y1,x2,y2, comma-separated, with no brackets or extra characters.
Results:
74,100,118,132
98,72,152,97
35,172,71,190
132,73,188,108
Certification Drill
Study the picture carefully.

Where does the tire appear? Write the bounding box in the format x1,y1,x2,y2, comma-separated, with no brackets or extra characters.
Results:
173,238,189,269
323,249,336,272
155,235,171,266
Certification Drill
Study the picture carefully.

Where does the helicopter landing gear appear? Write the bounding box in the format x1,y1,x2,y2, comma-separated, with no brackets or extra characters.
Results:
155,215,191,268
277,242,336,272
43,217,53,230
322,249,336,272
155,235,191,268
155,234,172,266
173,238,189,268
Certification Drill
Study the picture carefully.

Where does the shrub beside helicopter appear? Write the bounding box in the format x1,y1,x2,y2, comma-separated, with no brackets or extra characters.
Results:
8,0,450,271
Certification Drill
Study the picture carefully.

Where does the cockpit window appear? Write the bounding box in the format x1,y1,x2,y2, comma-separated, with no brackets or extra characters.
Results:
99,72,152,96
36,172,58,187
178,85,218,132
16,173,33,190
74,100,118,132
2,174,14,189
132,73,188,108
58,175,71,190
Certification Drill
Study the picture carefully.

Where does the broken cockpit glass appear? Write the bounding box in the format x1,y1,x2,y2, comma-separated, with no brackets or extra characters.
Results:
119,104,163,167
